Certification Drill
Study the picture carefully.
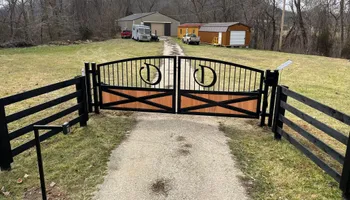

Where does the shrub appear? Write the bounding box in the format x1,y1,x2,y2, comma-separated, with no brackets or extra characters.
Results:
341,40,350,59
316,28,333,57
79,26,93,40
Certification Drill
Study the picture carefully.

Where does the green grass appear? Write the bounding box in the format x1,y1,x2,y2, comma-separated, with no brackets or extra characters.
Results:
220,121,342,200
0,39,163,199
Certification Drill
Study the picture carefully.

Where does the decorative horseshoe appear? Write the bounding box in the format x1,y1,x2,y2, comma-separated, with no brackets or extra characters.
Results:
193,64,217,87
140,63,162,85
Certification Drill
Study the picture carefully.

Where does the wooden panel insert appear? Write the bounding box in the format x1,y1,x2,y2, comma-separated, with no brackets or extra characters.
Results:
181,93,257,115
102,89,173,110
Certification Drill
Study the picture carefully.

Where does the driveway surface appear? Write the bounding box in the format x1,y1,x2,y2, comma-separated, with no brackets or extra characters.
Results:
93,38,249,200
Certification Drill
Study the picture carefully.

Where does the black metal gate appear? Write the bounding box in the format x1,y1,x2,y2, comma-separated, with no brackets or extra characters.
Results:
178,56,264,118
97,56,177,113
91,56,266,118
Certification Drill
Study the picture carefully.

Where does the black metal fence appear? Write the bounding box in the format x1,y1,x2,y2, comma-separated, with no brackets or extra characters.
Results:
272,85,350,197
0,76,89,170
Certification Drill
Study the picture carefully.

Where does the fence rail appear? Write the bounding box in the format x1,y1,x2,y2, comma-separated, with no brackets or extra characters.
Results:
0,76,89,170
272,85,350,197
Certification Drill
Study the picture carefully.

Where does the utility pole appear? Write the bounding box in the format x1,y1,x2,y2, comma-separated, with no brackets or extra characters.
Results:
279,0,286,51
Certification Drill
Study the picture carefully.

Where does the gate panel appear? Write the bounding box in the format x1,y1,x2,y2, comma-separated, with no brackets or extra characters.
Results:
98,56,176,113
178,56,264,118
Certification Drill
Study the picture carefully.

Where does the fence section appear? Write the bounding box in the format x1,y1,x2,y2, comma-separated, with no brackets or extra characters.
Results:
0,76,89,170
272,85,350,197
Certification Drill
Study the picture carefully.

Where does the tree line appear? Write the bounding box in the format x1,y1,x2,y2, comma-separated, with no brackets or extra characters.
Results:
1,0,350,58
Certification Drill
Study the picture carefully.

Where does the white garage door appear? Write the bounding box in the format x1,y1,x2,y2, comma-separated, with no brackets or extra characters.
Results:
230,31,246,46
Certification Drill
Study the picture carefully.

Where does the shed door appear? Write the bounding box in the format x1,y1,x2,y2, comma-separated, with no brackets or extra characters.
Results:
151,23,164,36
218,32,222,45
164,23,171,36
230,31,246,46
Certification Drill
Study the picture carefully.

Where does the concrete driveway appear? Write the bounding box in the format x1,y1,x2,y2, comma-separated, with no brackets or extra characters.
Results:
93,38,249,200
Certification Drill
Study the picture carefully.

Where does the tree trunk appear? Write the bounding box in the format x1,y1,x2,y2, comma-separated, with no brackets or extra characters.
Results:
294,0,308,50
340,0,345,46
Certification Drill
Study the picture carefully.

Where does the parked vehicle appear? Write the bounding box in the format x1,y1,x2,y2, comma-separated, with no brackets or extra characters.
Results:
182,33,200,45
150,33,159,42
132,25,151,42
121,30,132,39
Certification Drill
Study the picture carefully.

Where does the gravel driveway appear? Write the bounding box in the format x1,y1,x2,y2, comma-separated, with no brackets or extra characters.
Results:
93,38,249,200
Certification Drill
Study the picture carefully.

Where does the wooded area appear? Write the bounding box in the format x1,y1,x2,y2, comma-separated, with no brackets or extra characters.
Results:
1,0,350,58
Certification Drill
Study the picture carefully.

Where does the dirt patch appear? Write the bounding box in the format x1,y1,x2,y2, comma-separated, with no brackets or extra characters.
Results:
23,186,68,200
150,178,171,196
177,148,191,156
176,136,186,142
182,143,193,148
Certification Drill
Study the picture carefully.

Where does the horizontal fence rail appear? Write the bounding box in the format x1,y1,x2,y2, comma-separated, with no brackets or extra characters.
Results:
0,76,89,170
272,86,350,197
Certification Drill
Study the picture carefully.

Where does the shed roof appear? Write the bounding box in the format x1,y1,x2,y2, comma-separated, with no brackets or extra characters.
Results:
117,12,156,21
199,22,244,32
178,23,203,28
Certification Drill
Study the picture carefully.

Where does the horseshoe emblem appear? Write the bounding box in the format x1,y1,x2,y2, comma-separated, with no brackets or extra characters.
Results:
193,65,217,87
140,63,162,85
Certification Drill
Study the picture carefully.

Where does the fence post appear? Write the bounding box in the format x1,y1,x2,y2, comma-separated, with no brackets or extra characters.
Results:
85,63,93,113
75,76,88,127
91,63,100,114
267,70,279,127
0,100,13,170
340,140,350,198
272,85,288,140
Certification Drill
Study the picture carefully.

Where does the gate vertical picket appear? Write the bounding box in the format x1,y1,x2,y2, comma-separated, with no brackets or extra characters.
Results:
0,99,13,170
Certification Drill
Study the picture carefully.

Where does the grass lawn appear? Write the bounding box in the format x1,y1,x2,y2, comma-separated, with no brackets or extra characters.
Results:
0,39,163,199
177,40,350,199
220,122,342,200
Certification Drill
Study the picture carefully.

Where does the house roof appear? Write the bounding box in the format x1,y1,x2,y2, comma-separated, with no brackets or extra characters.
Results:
199,22,247,32
178,23,203,28
117,12,156,21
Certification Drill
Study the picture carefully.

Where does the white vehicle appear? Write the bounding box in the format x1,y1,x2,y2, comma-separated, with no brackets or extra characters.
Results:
182,33,200,45
132,25,151,42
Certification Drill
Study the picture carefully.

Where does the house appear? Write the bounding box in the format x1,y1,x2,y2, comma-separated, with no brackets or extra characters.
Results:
116,12,180,37
177,23,203,38
198,22,251,47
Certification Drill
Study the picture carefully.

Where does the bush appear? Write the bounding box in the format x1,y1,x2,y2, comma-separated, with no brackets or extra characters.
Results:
0,41,34,48
341,40,350,59
79,26,93,40
316,28,333,57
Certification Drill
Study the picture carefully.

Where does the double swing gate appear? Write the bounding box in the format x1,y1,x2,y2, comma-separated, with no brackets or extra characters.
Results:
89,56,266,118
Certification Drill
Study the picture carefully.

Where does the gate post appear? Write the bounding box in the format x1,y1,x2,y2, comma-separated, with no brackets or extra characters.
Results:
272,85,288,140
85,63,93,113
267,70,279,127
75,76,88,127
0,99,13,171
91,63,100,114
260,70,279,127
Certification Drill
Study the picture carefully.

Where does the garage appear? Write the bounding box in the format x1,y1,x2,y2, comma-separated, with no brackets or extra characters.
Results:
230,31,246,46
116,12,179,37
